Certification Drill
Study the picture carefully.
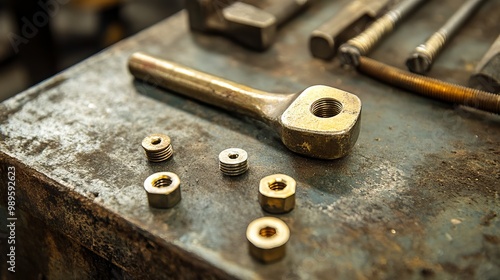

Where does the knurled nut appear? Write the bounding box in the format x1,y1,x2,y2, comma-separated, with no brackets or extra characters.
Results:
142,133,173,162
219,148,249,176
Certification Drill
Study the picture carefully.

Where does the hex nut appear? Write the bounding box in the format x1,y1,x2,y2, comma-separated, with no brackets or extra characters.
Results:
219,148,249,176
246,217,290,263
142,133,173,162
258,174,296,214
143,172,181,208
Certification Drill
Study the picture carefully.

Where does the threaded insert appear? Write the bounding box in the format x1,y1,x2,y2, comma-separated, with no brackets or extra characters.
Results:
311,98,343,118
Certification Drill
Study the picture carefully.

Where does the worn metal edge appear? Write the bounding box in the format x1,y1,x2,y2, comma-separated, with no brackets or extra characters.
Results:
0,151,236,279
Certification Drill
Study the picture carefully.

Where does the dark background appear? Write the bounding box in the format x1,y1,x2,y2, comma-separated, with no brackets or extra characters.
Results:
0,0,183,102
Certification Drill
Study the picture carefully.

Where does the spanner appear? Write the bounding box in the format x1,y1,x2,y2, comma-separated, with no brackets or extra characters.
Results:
128,52,362,160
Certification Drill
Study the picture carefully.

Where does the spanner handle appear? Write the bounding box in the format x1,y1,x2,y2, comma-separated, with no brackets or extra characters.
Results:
128,52,295,124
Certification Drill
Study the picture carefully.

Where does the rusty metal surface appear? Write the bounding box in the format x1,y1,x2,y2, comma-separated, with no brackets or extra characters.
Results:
0,207,131,280
0,0,499,279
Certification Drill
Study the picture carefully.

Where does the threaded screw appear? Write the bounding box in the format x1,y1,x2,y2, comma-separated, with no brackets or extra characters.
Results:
406,0,486,74
339,0,426,66
219,148,248,176
358,56,500,114
142,134,173,162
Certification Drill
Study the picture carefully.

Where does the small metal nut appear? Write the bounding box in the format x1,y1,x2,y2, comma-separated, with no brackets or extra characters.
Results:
219,148,248,176
142,133,173,162
143,172,181,208
259,174,296,214
246,217,290,263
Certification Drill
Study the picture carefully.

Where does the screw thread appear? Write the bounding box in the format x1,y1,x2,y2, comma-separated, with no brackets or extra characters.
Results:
349,14,396,56
219,160,248,176
219,148,248,176
339,0,425,66
144,144,173,162
406,31,447,73
358,56,500,114
406,0,486,73
340,14,395,66
419,31,447,61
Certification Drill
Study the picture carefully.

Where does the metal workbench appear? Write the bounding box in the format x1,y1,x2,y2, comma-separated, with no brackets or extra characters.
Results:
1,0,499,279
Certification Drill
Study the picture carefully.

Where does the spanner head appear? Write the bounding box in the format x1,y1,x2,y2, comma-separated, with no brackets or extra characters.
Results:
280,85,362,159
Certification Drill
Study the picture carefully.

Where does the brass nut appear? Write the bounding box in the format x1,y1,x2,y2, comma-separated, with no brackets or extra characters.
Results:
142,133,173,162
143,172,181,208
246,217,290,263
219,148,249,176
258,174,296,214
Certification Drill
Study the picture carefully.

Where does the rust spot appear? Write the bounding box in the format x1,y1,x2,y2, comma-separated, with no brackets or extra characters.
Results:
420,268,435,277
441,262,474,277
405,146,500,217
480,211,497,226
483,234,500,245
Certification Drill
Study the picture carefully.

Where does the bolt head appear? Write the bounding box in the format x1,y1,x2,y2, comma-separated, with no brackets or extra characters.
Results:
339,44,361,67
406,51,432,74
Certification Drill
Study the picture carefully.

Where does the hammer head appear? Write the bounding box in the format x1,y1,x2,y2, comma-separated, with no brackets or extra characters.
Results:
280,85,362,159
185,0,277,50
223,2,277,50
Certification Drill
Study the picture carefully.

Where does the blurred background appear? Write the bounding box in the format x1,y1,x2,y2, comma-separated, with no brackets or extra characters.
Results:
0,0,183,102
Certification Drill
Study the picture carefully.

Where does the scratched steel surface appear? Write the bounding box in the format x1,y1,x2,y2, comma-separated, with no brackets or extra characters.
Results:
1,0,499,279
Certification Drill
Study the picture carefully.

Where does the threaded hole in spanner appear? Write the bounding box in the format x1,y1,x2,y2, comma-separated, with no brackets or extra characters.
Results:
153,177,172,188
311,98,343,118
259,226,277,238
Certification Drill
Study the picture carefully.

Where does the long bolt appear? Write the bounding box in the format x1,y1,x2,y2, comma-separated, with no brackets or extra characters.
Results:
358,56,500,114
339,0,427,67
406,0,486,74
